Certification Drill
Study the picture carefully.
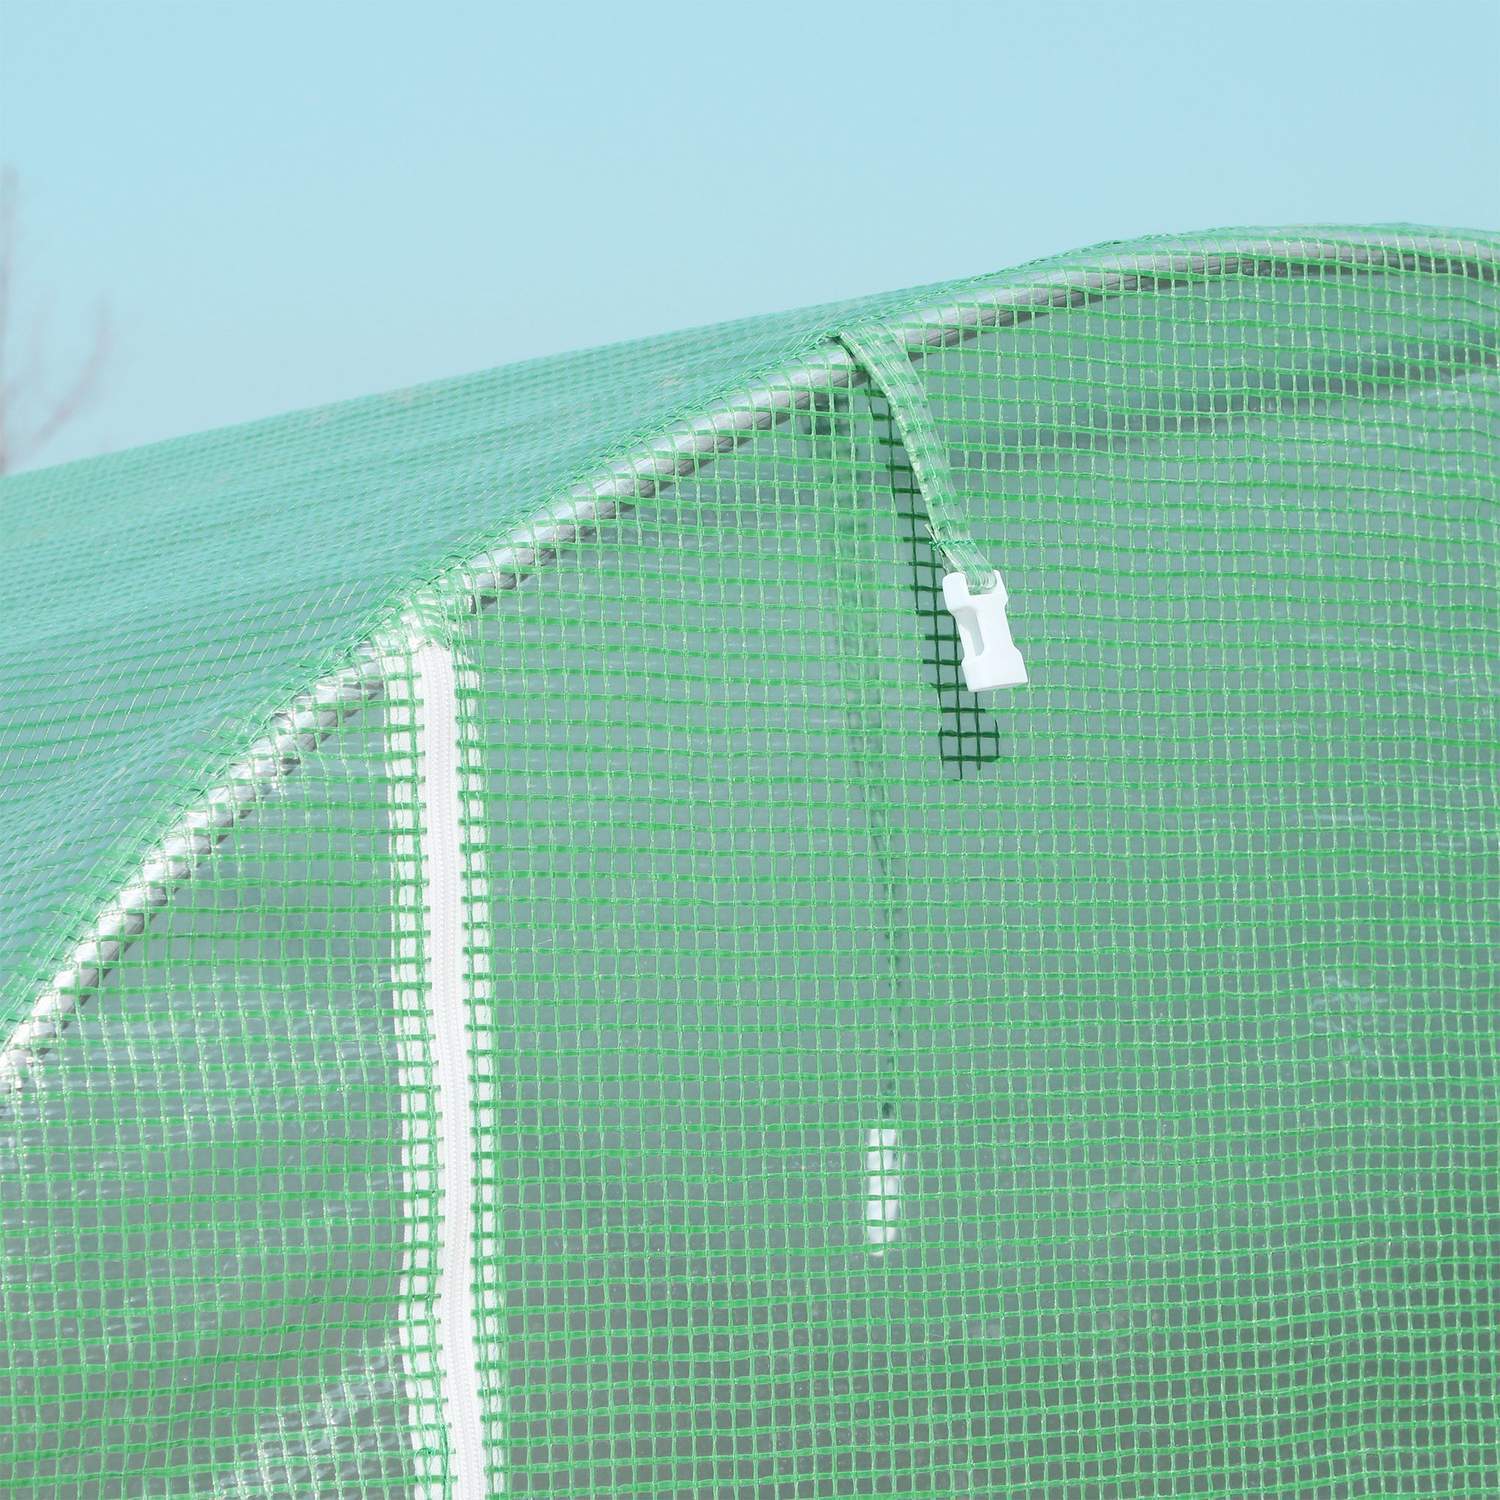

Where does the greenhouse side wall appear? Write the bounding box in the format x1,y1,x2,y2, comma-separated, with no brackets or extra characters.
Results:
445,251,1499,1495
0,691,447,1497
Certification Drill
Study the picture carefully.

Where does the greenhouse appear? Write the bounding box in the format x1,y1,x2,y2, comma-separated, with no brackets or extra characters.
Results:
1,225,1496,1496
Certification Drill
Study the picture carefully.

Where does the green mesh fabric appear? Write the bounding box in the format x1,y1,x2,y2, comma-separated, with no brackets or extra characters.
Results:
1,226,1497,1497
2,702,444,1494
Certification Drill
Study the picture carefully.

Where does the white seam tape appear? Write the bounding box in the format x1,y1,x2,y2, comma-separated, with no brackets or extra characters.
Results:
411,636,488,1499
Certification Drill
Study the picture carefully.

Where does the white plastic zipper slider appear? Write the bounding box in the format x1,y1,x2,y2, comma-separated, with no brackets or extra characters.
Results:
942,571,1028,691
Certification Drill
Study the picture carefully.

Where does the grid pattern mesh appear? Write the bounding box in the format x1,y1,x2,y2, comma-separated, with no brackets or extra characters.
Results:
1,229,1497,1496
1,694,447,1495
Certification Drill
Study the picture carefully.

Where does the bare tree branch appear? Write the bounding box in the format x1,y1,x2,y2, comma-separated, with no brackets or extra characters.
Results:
20,306,110,464
0,167,112,475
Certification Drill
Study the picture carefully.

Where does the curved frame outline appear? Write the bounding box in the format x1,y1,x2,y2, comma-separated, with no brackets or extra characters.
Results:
1,229,1494,1096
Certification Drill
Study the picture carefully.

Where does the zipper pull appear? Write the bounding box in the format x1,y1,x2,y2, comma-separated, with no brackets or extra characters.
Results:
942,570,1027,691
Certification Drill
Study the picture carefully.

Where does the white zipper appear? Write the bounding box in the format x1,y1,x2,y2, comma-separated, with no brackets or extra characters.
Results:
408,634,488,1499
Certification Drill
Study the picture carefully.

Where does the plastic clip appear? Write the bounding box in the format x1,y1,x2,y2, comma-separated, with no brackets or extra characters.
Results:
942,572,1027,691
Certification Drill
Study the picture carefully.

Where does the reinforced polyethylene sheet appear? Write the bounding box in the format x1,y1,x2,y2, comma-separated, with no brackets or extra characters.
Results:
1,229,1496,1496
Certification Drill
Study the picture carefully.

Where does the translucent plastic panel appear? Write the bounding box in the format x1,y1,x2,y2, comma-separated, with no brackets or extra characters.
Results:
0,707,443,1497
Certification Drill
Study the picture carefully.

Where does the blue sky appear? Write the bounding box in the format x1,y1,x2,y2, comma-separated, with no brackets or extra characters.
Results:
3,0,1497,469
